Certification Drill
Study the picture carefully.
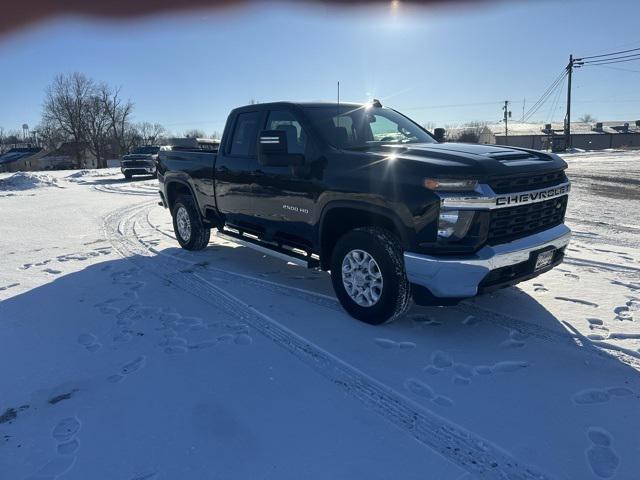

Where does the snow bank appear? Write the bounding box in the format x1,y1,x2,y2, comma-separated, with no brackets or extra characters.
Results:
0,172,61,191
65,168,119,182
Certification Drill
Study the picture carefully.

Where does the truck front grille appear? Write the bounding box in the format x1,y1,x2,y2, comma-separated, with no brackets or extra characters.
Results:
122,160,151,168
487,195,568,245
489,170,567,194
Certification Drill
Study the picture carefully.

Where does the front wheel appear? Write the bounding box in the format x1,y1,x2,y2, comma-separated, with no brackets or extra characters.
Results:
330,227,411,325
171,195,210,250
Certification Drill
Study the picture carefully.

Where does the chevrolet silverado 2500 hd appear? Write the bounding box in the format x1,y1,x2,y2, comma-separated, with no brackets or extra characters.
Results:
157,101,571,324
121,145,160,179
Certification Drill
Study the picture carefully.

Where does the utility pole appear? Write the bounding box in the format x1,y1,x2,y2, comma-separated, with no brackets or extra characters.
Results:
565,54,573,149
502,100,511,145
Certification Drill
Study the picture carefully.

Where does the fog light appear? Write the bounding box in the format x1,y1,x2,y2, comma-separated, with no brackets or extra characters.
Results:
437,209,475,241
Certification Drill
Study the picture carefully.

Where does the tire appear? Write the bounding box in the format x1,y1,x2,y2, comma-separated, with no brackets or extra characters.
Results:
124,172,132,180
330,227,411,325
171,194,211,251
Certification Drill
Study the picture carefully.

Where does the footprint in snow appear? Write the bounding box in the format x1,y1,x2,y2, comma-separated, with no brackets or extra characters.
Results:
614,302,636,321
403,378,453,407
500,329,527,348
43,268,62,275
129,472,159,480
492,361,529,373
373,338,416,350
25,416,82,479
533,283,549,293
234,333,253,345
77,333,101,353
408,314,442,327
586,427,619,479
431,350,453,369
52,417,81,443
121,356,146,375
573,386,633,405
57,438,80,455
0,282,19,291
555,296,599,308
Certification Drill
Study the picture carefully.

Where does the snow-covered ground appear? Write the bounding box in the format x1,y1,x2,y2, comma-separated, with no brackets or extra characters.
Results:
0,152,638,480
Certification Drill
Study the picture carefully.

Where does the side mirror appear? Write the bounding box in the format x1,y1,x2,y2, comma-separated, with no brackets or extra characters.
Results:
258,130,304,167
433,128,446,143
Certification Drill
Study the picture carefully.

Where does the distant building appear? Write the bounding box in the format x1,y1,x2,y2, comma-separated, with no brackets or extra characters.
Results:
446,120,640,151
39,142,98,170
0,147,45,173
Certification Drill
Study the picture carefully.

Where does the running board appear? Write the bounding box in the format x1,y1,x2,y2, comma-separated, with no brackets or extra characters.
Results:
216,229,320,269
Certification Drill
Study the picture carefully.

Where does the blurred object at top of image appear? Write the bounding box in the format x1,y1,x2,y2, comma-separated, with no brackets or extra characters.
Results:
3,0,488,36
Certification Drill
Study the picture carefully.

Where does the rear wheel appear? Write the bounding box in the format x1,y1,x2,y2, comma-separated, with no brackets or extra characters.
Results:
171,195,210,251
330,227,411,325
123,172,132,180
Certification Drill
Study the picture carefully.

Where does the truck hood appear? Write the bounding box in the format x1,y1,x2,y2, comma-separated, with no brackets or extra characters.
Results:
369,142,567,179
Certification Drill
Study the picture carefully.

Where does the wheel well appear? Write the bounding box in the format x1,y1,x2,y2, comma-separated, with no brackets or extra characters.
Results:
166,181,193,210
320,207,404,270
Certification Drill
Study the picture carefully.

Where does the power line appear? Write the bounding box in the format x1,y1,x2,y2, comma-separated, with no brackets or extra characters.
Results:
590,64,640,74
579,46,640,60
581,53,640,65
403,101,503,111
547,74,566,123
521,72,565,121
580,56,640,67
521,69,568,122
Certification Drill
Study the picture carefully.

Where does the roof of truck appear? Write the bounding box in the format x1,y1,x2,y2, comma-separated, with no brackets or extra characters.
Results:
235,101,366,110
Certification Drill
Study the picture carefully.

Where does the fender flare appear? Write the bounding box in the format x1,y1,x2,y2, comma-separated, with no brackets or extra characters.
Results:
316,200,413,260
164,177,200,212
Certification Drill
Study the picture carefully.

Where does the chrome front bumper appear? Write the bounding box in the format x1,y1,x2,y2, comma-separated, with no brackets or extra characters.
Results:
404,224,571,298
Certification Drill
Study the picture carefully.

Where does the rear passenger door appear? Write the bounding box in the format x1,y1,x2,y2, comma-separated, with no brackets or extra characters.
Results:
248,109,317,249
215,110,265,229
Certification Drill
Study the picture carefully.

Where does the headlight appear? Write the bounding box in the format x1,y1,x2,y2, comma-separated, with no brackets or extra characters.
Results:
424,178,478,192
437,209,475,240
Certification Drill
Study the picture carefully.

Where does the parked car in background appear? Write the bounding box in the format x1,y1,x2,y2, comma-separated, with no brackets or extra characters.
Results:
120,145,161,179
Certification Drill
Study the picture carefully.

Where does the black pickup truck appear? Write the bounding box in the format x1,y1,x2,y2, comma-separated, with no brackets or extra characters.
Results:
158,101,571,324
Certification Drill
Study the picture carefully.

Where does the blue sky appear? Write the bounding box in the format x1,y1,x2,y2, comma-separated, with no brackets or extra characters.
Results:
1,0,640,135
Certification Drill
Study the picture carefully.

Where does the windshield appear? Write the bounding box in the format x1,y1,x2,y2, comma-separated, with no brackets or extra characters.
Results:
303,105,435,149
132,146,160,154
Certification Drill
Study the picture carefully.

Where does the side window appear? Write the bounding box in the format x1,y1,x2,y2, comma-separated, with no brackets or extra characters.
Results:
230,111,261,156
266,110,307,154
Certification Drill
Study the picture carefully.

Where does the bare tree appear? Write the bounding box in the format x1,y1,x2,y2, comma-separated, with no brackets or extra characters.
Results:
453,121,488,144
578,113,596,123
36,118,67,150
42,72,94,163
138,122,166,145
183,128,206,138
84,92,112,168
99,84,134,156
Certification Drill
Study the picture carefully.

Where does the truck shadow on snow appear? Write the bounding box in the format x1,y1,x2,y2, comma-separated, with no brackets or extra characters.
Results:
2,249,640,478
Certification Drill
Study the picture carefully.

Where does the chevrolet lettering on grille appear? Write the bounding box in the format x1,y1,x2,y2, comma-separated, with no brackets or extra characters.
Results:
495,184,570,207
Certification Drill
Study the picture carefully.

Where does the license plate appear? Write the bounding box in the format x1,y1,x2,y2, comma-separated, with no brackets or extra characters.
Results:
534,249,555,271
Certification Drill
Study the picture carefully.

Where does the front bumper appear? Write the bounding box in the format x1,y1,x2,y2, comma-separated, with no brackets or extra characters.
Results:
121,165,156,175
404,223,571,298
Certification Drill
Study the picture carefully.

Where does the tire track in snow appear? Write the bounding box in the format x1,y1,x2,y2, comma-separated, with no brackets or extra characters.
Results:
137,202,640,369
104,201,554,480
